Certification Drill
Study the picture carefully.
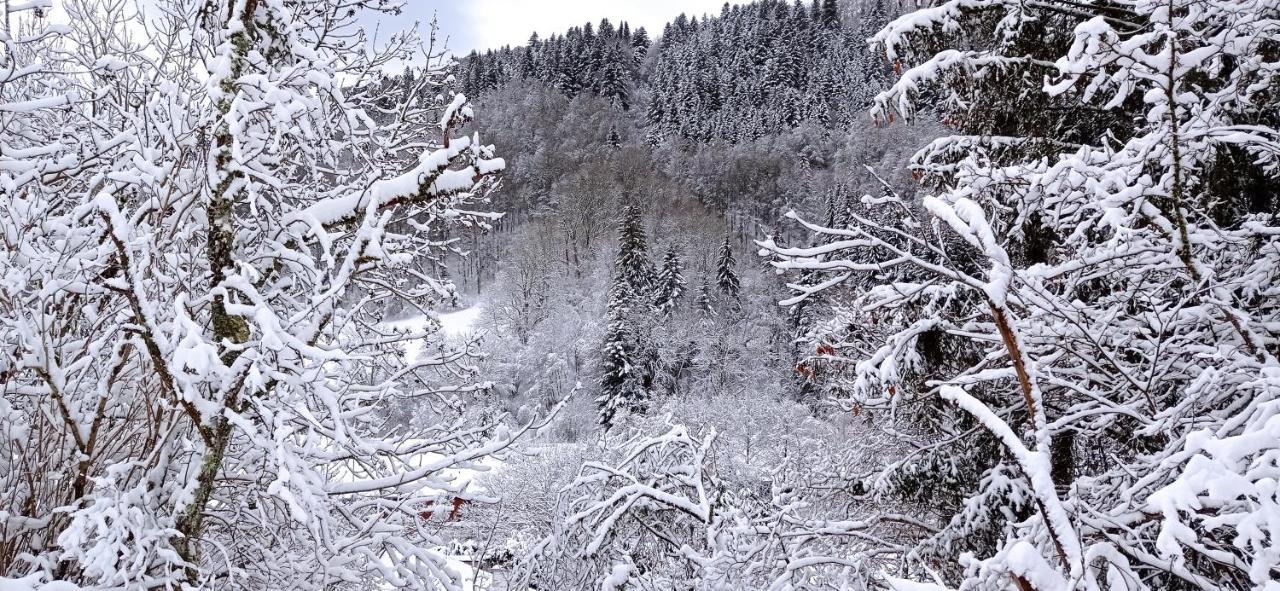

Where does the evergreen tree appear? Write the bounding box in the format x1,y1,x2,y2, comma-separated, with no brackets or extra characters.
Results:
716,236,740,300
599,44,630,110
451,3,868,130
598,209,662,427
820,0,839,27
617,205,656,293
483,49,502,90
518,38,537,78
554,41,584,96
823,185,852,229
462,50,483,97
654,246,686,314
596,275,646,427
585,39,606,88
632,26,650,64
763,21,801,91
639,0,877,142
695,276,716,316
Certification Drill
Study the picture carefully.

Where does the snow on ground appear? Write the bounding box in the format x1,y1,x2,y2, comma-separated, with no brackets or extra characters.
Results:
0,576,81,591
885,577,951,591
431,558,494,591
383,306,483,363
438,306,483,337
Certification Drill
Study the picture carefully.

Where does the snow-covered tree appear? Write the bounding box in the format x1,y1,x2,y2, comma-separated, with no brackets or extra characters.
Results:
617,204,656,293
0,1,541,589
653,246,686,314
516,409,905,590
596,275,647,428
489,237,554,345
820,0,840,27
716,235,741,300
695,276,716,316
631,26,650,65
761,0,1280,588
598,44,630,110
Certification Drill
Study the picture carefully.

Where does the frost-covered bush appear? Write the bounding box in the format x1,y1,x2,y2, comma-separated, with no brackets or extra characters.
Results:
762,0,1280,588
513,394,910,590
0,1,531,589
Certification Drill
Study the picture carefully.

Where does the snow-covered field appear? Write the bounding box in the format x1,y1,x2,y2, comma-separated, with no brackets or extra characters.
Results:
438,307,483,337
383,306,483,362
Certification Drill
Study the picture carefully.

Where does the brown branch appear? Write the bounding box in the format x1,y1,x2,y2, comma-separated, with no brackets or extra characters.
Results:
99,211,211,444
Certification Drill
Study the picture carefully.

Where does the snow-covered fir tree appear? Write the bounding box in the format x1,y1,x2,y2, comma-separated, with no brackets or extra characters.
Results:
695,276,716,316
716,235,741,300
653,246,686,314
598,44,631,110
596,274,647,428
644,0,890,141
8,0,1276,589
458,0,889,142
461,17,646,104
616,204,657,293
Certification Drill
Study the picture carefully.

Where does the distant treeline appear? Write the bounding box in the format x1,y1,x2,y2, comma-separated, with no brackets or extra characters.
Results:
458,0,893,143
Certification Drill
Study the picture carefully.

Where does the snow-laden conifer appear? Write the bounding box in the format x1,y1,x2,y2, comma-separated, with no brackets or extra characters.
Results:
716,236,741,300
653,246,686,314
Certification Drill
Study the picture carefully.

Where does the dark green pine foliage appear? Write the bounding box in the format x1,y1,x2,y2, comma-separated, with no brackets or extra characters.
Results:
654,246,686,314
644,0,892,142
518,38,537,78
554,38,585,96
597,276,646,427
449,0,888,139
716,236,740,300
461,51,484,97
631,26,649,65
820,0,839,27
823,184,853,229
598,206,662,427
598,43,630,110
617,205,656,294
695,276,716,316
454,18,648,108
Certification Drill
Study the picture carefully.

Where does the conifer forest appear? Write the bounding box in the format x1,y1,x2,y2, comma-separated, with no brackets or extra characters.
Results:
1,0,1279,589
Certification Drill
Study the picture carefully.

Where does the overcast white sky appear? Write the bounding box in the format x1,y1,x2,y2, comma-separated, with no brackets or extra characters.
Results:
366,0,731,56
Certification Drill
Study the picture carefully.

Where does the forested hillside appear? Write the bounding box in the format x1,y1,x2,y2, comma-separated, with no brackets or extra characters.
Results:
1,0,1277,590
460,0,891,139
444,0,1280,588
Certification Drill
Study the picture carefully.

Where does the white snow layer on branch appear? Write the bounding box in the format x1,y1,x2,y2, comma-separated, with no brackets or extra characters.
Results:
763,1,1280,588
0,2,538,590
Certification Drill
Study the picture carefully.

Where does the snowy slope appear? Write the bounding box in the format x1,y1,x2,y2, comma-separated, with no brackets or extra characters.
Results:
383,306,483,363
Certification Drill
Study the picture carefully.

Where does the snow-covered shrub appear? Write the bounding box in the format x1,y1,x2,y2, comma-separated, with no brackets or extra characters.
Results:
0,1,536,589
514,394,908,590
762,0,1280,588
